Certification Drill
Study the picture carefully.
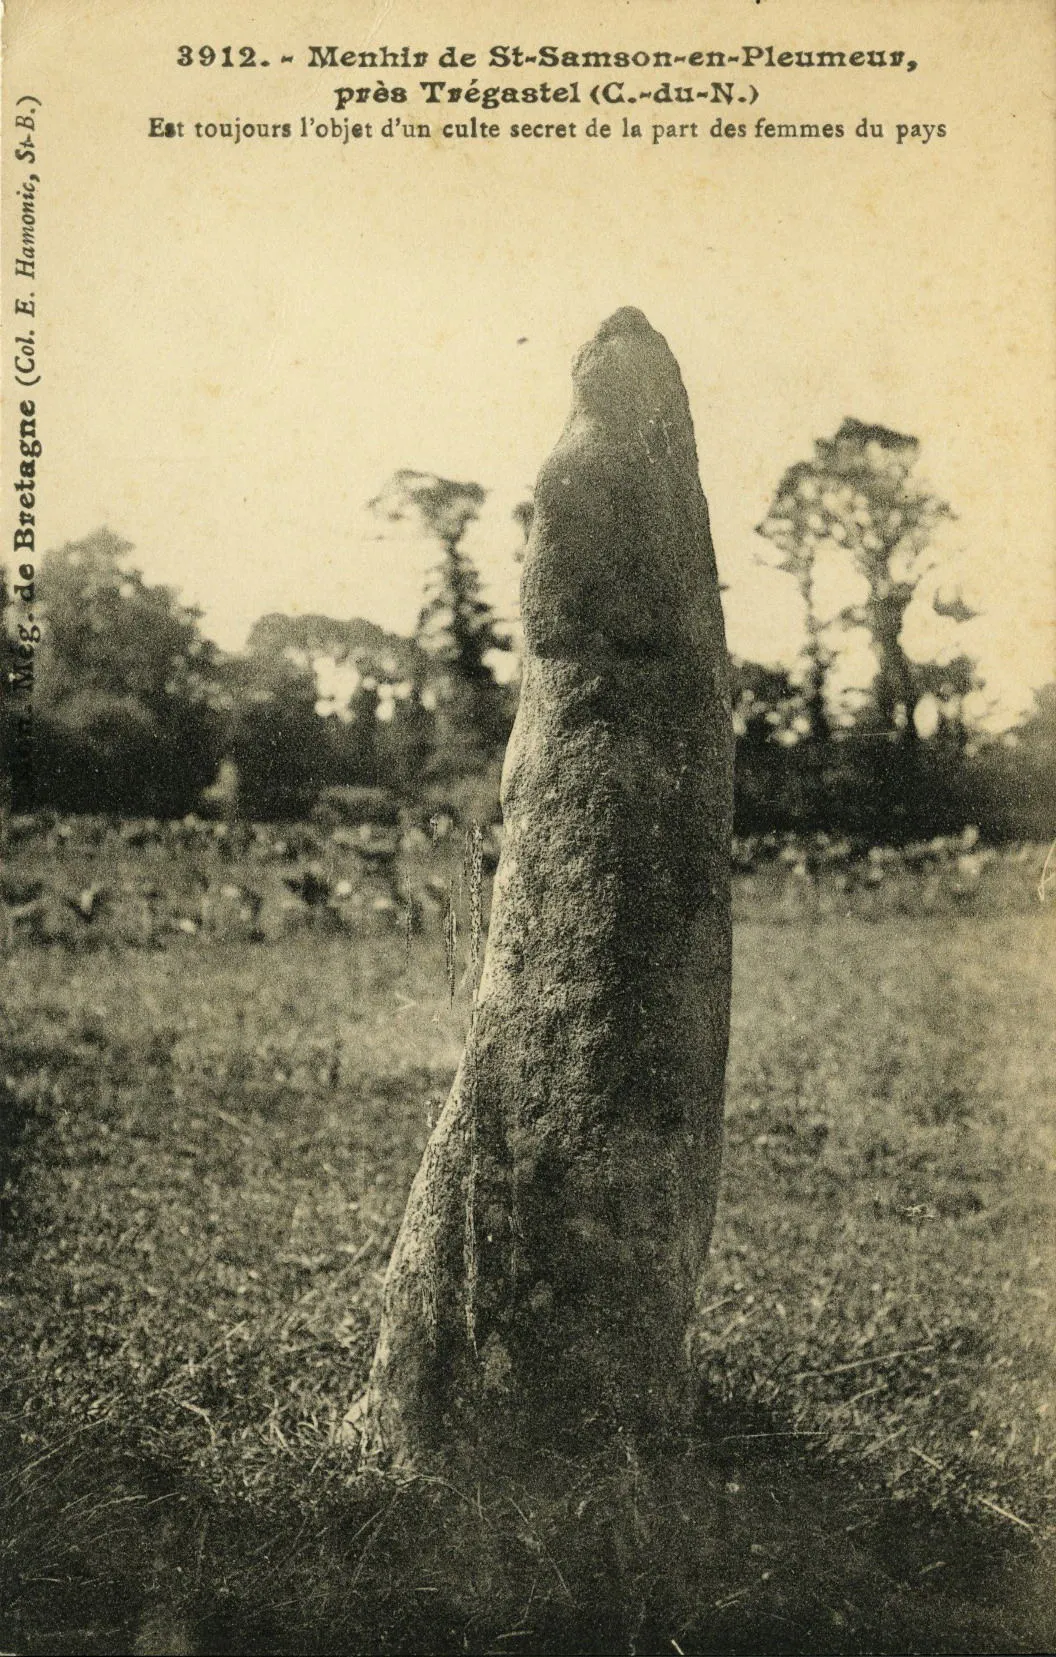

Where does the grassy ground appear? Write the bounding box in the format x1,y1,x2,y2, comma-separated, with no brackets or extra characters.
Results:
1,861,1054,1652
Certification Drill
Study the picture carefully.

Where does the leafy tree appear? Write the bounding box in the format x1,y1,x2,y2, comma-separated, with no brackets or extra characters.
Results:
245,610,432,799
512,495,534,558
755,470,835,742
369,471,515,789
730,658,803,748
912,653,979,748
29,530,221,814
37,531,213,707
245,613,420,687
757,420,970,745
371,688,434,801
325,679,382,787
970,683,1056,841
728,658,809,834
220,645,330,821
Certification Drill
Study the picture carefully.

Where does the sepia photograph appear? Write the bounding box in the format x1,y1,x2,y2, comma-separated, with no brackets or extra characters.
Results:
2,1,1054,1650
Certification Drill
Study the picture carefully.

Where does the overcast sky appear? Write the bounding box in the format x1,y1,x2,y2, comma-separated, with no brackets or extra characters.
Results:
5,0,1054,726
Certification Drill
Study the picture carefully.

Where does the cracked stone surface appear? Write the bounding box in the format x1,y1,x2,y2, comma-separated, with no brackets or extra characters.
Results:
358,308,733,1468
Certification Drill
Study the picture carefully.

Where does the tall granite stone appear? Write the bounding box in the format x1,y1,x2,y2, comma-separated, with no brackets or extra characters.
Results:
359,308,733,1467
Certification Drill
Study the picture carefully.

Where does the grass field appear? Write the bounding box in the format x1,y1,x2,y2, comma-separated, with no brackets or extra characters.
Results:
1,843,1054,1653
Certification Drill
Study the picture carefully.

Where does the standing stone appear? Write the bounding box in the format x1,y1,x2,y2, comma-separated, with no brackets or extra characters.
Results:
358,308,733,1468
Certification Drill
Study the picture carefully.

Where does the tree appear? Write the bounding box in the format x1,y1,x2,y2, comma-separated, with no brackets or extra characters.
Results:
29,530,221,815
1009,684,1056,832
757,419,970,745
220,643,330,821
369,471,514,791
912,652,979,748
375,688,437,801
754,461,836,743
729,658,809,834
730,658,803,749
244,612,425,798
325,678,382,787
970,682,1056,841
511,495,534,558
245,612,420,688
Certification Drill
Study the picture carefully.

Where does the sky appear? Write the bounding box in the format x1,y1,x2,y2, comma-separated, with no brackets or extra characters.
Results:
4,0,1054,727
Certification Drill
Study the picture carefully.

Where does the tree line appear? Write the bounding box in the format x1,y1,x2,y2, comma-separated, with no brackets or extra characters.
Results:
2,432,1053,841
